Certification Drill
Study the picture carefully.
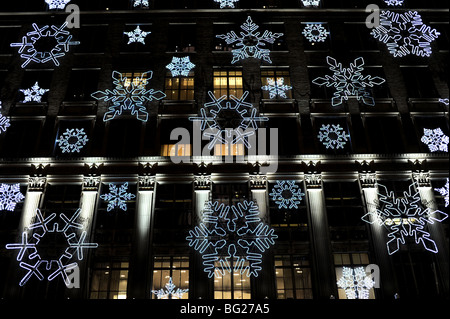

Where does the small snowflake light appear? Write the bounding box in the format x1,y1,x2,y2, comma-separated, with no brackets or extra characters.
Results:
166,56,196,77
312,56,386,107
261,78,292,99
421,128,449,153
100,182,136,212
0,183,25,212
20,82,49,103
133,0,149,7
124,26,151,45
0,102,11,135
152,277,189,299
216,16,284,64
371,11,440,58
302,23,329,43
269,181,305,210
383,0,404,6
45,0,71,9
337,267,374,299
301,0,321,7
439,98,449,106
56,128,89,153
435,179,449,208
318,124,350,150
214,0,239,8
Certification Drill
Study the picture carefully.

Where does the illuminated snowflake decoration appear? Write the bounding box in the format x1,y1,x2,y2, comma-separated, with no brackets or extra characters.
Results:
91,71,166,122
189,91,268,150
151,277,189,299
214,0,239,8
261,78,292,99
0,183,25,212
124,26,151,45
100,182,136,212
186,201,278,278
337,267,374,300
435,179,449,208
421,128,449,153
371,11,440,58
439,98,449,106
5,208,98,286
133,0,149,7
20,82,49,103
312,56,386,107
361,183,448,255
45,0,71,9
269,181,305,210
317,124,350,150
56,128,89,153
302,23,329,43
10,22,79,68
166,56,196,77
0,102,10,135
383,0,404,6
301,0,321,7
216,16,284,64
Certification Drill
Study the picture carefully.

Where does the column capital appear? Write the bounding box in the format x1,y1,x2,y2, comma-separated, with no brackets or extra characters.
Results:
305,173,322,189
28,175,47,192
249,174,267,190
138,174,156,191
83,175,101,191
359,172,377,188
194,174,211,191
412,170,431,187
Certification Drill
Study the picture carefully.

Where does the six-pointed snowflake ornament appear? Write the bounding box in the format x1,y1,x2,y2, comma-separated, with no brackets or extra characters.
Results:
20,82,49,103
269,181,305,210
216,16,284,64
383,0,404,6
371,11,440,58
56,128,89,153
189,91,268,150
100,182,136,212
0,183,25,212
187,201,278,278
361,183,448,255
5,208,98,286
0,102,11,135
261,78,292,99
124,26,151,45
302,23,329,43
10,22,79,68
45,0,71,9
152,277,189,299
91,71,166,122
214,0,239,8
421,128,449,153
337,267,374,299
166,56,196,77
301,0,321,7
439,98,449,106
318,124,350,150
133,0,149,7
435,179,449,208
312,56,386,107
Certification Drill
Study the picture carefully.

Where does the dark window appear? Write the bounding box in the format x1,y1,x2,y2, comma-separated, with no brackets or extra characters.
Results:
365,116,405,153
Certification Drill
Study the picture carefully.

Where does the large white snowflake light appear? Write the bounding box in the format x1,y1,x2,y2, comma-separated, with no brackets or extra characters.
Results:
371,11,440,58
214,0,239,8
301,0,321,7
337,267,374,299
421,128,449,153
216,16,284,64
361,183,448,255
91,71,166,122
100,182,136,212
302,23,329,43
0,102,10,135
45,0,71,9
189,91,268,150
269,181,305,210
152,277,189,299
318,124,350,150
187,201,278,278
0,183,25,212
261,78,292,99
124,26,151,45
5,208,98,286
56,128,89,153
20,82,49,103
10,22,79,68
312,56,386,107
166,56,196,77
435,179,449,208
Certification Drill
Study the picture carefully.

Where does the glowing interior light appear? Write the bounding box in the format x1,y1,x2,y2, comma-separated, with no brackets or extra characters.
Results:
124,26,151,45
317,124,350,150
20,82,49,103
100,182,136,212
435,179,449,208
261,78,292,99
269,181,305,209
151,277,189,299
0,183,25,211
302,23,329,43
337,267,374,299
421,128,449,153
56,128,89,153
166,56,196,77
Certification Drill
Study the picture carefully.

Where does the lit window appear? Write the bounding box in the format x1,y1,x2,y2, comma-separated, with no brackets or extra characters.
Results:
90,262,129,299
214,260,251,299
214,143,245,156
213,70,243,98
161,144,192,157
152,257,189,300
164,71,195,100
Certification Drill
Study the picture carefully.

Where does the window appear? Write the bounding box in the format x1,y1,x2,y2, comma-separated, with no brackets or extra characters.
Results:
0,26,20,54
400,66,439,98
164,71,195,100
161,143,192,157
75,25,108,54
261,69,292,99
412,115,449,153
214,269,251,299
41,184,82,212
0,119,44,157
90,262,129,299
159,118,193,157
19,70,53,104
121,24,152,52
275,255,313,299
314,117,352,154
167,24,196,52
152,257,189,299
213,143,245,156
364,116,405,153
105,119,144,157
65,69,100,101
213,70,243,98
54,119,93,156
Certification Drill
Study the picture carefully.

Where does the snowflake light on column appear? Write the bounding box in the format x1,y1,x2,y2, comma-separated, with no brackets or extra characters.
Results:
186,201,278,278
421,128,449,153
189,91,268,150
312,56,386,107
100,182,136,212
20,82,49,103
91,71,166,122
302,23,329,43
361,183,448,255
0,102,10,135
269,181,305,210
133,0,149,7
10,22,79,68
45,0,71,9
56,128,89,153
383,0,404,6
166,56,196,77
5,209,98,286
151,277,189,299
216,16,284,64
317,124,350,150
0,184,25,212
301,0,321,7
214,0,239,8
261,78,292,99
371,11,440,58
337,267,374,299
124,26,151,45
435,179,449,208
